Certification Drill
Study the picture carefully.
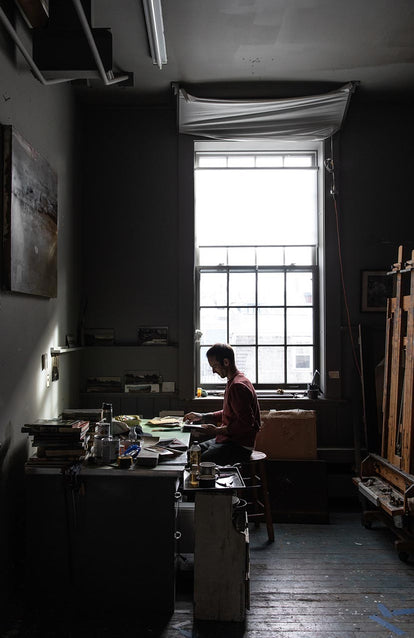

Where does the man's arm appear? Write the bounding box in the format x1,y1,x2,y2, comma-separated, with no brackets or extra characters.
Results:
183,410,223,424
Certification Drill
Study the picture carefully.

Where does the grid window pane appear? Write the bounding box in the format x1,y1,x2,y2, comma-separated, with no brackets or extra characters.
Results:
287,308,313,344
258,272,284,306
287,346,313,383
256,155,283,167
284,155,313,167
198,155,227,167
229,272,256,306
228,247,256,265
195,168,317,246
200,308,227,345
200,272,227,306
199,247,227,266
227,155,255,167
257,246,284,265
258,346,285,383
285,246,314,266
258,307,284,344
286,272,313,306
229,307,256,345
232,346,256,383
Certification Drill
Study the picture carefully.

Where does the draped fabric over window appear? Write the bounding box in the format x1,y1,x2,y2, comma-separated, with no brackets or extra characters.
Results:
177,82,356,141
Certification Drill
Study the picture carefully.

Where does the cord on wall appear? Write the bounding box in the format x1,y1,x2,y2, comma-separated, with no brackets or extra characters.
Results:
326,137,362,381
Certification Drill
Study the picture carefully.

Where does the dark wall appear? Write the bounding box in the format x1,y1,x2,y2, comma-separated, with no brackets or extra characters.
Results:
0,35,82,611
338,97,414,449
80,94,414,452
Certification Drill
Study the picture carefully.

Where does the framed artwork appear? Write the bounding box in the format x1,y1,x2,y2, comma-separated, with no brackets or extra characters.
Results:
361,270,393,312
1,126,57,297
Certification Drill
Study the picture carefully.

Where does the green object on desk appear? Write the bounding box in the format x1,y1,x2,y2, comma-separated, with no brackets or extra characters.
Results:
140,419,190,445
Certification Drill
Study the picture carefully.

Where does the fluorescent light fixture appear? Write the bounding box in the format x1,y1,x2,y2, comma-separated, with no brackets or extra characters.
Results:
142,0,167,69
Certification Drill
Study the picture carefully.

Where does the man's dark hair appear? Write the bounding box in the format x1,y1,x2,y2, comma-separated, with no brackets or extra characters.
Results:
206,343,235,366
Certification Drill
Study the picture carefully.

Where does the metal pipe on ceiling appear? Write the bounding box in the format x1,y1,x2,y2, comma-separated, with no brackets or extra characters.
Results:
71,0,129,86
0,5,72,85
0,1,129,87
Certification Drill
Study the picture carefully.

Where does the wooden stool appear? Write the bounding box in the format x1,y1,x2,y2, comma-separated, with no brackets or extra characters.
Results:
239,450,274,542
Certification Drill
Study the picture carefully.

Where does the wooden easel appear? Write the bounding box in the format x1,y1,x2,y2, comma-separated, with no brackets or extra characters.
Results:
354,246,414,561
382,245,414,473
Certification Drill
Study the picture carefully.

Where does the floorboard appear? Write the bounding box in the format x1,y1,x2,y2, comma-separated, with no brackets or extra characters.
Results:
2,513,414,637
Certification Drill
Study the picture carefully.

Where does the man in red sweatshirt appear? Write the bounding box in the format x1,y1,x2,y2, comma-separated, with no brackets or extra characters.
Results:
184,343,260,465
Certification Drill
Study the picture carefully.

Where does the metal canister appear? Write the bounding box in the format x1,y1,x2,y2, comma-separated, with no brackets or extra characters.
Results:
96,420,110,437
93,434,104,458
101,436,120,464
102,402,113,436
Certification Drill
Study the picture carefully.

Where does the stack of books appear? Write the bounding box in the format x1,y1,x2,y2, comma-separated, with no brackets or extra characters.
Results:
61,408,103,423
22,419,90,467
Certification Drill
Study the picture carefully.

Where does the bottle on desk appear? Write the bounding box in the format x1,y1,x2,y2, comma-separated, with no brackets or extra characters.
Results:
101,402,113,437
189,464,199,487
189,440,201,469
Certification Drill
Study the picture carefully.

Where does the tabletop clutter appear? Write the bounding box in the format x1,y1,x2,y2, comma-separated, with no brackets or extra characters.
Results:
22,403,203,471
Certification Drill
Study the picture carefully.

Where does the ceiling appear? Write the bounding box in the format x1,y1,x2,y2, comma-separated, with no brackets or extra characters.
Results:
10,0,414,104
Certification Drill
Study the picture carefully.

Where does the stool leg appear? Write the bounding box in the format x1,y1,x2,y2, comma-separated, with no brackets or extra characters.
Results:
250,461,260,528
259,459,274,542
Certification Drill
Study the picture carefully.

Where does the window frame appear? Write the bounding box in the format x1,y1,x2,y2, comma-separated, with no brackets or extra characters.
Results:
193,141,324,392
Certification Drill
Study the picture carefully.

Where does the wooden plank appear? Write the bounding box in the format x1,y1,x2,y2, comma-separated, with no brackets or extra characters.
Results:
385,246,404,467
401,250,414,473
381,309,392,457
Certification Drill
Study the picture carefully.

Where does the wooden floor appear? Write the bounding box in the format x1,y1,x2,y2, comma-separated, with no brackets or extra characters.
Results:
3,512,414,637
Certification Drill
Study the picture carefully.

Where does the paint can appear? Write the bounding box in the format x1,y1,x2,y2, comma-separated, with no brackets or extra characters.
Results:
96,420,110,437
101,436,120,464
93,435,104,458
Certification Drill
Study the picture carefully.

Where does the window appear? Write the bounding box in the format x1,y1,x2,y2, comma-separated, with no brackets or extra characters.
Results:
195,143,322,389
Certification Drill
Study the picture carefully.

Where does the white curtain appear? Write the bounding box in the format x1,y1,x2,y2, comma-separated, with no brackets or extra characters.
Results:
177,82,356,141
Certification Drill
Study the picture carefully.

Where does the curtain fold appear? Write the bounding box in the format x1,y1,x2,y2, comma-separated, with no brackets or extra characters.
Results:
177,82,356,141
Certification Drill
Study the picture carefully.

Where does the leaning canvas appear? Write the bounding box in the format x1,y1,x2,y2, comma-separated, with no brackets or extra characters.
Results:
2,126,57,298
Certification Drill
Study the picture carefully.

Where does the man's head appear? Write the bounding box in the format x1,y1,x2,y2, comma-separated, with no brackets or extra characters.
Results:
206,343,236,379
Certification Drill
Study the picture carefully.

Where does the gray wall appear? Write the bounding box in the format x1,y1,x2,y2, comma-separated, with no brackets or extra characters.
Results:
0,31,82,601
80,94,414,412
79,94,414,509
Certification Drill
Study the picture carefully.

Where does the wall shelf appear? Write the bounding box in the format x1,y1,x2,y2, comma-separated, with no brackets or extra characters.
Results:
82,344,178,349
50,347,84,355
80,392,176,398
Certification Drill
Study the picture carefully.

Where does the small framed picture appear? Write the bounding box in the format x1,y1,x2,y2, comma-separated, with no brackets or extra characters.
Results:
137,326,168,346
361,270,393,312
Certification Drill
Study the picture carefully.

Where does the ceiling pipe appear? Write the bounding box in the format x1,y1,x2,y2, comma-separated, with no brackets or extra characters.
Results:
0,5,72,84
0,1,129,86
71,0,129,86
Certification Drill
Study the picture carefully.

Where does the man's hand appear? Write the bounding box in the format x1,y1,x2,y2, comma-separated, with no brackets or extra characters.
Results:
200,423,218,437
183,411,204,423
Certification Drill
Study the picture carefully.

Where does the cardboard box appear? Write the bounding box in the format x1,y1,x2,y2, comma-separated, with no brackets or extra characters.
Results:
255,409,317,460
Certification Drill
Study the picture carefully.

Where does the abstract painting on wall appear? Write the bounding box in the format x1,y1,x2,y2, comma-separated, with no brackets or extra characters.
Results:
1,126,57,297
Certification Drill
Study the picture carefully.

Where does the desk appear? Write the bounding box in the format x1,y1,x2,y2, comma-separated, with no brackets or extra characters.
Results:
24,432,190,615
182,468,250,622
